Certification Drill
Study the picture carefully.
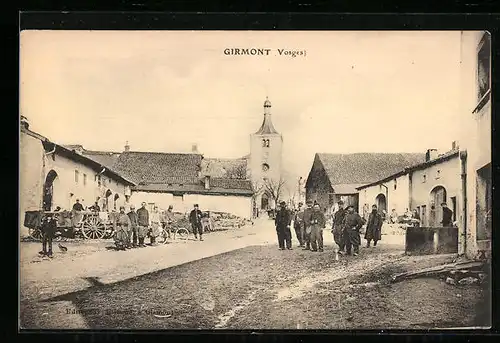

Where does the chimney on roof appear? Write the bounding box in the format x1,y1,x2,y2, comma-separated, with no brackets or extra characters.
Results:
20,115,29,130
124,141,130,152
452,141,459,150
425,149,439,162
192,143,198,153
204,175,210,189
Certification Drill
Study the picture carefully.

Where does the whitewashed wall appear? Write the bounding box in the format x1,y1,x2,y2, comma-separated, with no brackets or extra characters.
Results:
359,174,410,216
130,191,252,219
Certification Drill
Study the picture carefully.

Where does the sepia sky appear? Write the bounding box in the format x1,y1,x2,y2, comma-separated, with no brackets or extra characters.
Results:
20,30,463,178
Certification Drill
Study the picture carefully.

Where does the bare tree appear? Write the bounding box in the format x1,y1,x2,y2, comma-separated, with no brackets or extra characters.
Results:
225,163,248,179
263,176,287,205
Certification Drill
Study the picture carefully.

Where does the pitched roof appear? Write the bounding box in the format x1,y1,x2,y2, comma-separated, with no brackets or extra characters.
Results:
133,177,253,196
63,145,122,170
112,151,203,184
356,149,459,190
202,158,248,179
333,183,366,194
317,152,426,186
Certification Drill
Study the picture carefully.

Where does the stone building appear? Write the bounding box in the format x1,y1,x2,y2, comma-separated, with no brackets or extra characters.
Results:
306,152,425,213
20,119,135,236
357,146,461,226
457,30,492,259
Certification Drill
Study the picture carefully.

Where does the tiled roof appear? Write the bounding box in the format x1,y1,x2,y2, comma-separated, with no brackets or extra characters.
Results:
317,152,426,186
333,183,366,194
202,158,248,179
356,149,459,190
63,145,122,170
133,177,253,196
112,151,203,184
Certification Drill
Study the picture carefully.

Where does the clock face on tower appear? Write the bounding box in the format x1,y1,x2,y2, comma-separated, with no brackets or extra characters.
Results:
262,163,270,172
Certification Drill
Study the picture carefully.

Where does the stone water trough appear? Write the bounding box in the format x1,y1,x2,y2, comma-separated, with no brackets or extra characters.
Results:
405,226,458,255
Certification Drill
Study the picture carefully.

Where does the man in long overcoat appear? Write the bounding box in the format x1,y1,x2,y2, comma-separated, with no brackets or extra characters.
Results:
309,201,326,252
293,202,305,247
114,206,132,250
342,205,364,256
364,204,383,247
136,202,149,247
127,205,139,247
332,200,347,254
275,201,292,250
302,200,314,250
189,204,204,241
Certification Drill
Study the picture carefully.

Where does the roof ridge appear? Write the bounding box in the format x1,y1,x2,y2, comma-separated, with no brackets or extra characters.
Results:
122,151,203,156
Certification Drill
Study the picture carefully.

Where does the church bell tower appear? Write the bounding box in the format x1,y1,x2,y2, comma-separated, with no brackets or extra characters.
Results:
249,97,283,211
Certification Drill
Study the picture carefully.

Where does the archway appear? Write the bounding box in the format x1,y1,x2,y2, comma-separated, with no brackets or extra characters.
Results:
430,186,447,226
375,193,387,213
113,193,120,210
43,170,58,211
261,192,270,210
105,189,112,211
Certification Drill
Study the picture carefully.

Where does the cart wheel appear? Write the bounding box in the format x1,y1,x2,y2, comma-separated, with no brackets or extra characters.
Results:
157,228,169,244
82,216,107,239
176,228,189,239
28,227,43,241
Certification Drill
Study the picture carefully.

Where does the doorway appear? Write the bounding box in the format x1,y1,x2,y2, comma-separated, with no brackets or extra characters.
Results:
43,170,58,211
450,196,457,222
430,186,447,226
375,193,387,213
261,192,270,210
476,163,492,240
105,189,112,211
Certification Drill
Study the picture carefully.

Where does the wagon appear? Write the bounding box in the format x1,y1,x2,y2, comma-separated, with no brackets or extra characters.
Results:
24,210,116,241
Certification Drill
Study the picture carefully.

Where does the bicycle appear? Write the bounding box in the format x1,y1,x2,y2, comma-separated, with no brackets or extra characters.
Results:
157,224,190,244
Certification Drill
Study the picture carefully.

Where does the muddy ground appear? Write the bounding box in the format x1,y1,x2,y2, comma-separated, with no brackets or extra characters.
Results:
21,240,491,330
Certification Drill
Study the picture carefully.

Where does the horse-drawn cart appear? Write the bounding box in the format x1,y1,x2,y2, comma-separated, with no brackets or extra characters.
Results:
24,210,116,241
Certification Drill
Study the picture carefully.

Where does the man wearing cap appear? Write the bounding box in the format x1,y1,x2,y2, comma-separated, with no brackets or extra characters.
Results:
72,199,84,212
164,205,175,239
293,202,305,247
127,204,139,247
342,205,364,256
275,201,292,250
332,200,347,254
189,204,204,241
364,204,383,248
441,202,453,227
114,206,131,250
302,200,314,250
309,201,326,252
136,202,149,247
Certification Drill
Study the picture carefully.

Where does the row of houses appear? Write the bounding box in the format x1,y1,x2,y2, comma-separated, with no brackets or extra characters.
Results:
305,30,491,260
19,119,254,236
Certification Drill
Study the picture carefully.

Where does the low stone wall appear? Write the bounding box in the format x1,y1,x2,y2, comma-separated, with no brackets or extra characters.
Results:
405,226,458,255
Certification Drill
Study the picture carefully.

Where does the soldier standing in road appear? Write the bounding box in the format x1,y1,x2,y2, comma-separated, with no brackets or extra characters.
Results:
342,205,364,256
302,200,314,250
127,205,139,248
189,204,204,241
309,201,326,252
364,204,383,248
332,200,347,255
39,213,56,258
275,201,292,250
150,205,161,246
136,202,149,247
293,202,305,247
114,206,131,250
164,205,175,239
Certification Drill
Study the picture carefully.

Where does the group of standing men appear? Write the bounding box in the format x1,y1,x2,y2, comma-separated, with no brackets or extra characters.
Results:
275,199,385,256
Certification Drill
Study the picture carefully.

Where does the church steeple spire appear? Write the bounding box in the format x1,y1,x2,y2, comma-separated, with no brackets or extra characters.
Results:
255,97,279,135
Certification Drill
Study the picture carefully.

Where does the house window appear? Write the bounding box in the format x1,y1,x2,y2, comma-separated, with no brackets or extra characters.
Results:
74,170,79,184
83,174,87,186
477,32,491,102
436,170,441,179
103,178,107,187
393,179,397,190
422,174,427,183
96,175,102,187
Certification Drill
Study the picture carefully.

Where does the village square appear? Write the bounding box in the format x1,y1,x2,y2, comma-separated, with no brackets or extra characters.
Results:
19,31,491,330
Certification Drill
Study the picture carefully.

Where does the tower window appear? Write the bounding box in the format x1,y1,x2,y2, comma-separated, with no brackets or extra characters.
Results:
262,139,270,147
393,179,397,190
477,32,491,102
262,163,270,172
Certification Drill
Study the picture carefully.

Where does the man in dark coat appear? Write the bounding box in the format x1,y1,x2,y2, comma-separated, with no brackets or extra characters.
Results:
72,199,85,211
309,201,326,252
342,205,364,256
332,200,347,254
136,202,149,247
293,202,305,247
189,204,204,241
127,204,139,248
39,213,56,258
302,200,314,250
441,202,453,227
364,204,383,247
275,201,292,250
